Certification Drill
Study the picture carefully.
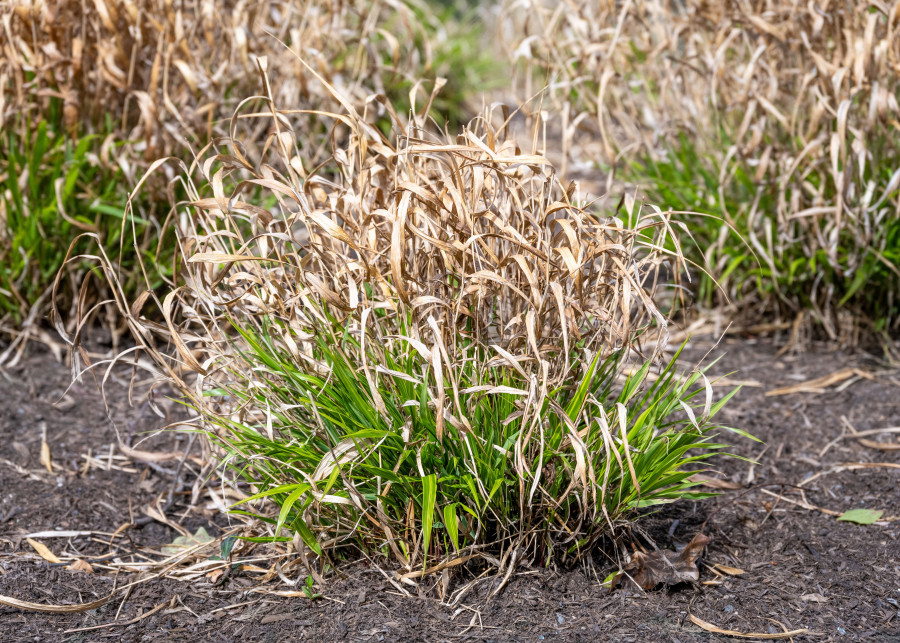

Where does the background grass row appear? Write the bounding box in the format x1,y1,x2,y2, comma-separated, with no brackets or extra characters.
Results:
504,0,900,342
0,0,500,334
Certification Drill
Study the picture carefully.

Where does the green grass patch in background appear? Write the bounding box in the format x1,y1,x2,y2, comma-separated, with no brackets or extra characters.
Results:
626,135,900,333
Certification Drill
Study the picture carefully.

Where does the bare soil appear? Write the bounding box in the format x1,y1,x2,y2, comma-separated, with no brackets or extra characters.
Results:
1,335,899,642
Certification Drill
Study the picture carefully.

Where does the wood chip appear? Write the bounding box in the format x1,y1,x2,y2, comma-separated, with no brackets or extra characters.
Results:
801,593,827,603
261,613,295,624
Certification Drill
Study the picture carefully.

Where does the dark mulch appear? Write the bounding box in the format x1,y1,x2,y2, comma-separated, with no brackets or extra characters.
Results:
1,335,900,642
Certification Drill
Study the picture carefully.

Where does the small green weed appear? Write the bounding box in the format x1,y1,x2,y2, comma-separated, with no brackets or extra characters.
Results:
302,575,321,600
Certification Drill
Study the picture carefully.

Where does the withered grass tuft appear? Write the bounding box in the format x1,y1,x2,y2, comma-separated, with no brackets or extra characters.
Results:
78,60,747,579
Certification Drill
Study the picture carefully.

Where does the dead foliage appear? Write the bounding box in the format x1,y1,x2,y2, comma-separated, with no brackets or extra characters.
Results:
688,614,810,640
1,0,438,175
611,532,709,590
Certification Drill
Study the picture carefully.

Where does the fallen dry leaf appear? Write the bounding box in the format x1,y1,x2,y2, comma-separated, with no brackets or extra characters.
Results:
857,438,900,451
26,538,61,564
689,614,809,639
66,559,94,574
765,368,873,397
688,474,743,490
0,593,111,613
710,563,745,576
612,533,709,590
206,569,224,583
117,440,181,464
24,530,92,539
39,438,53,474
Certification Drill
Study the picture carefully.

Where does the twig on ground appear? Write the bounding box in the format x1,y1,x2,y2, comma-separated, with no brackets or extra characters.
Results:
65,600,169,633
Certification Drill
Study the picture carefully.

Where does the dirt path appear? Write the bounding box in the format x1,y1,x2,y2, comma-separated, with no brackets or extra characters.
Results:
1,336,899,641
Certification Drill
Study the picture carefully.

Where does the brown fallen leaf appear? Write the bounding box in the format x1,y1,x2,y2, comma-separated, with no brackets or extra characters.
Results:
612,532,709,590
39,422,53,474
27,538,62,564
689,614,809,639
66,559,94,574
765,367,873,397
710,563,745,576
117,440,181,464
688,474,743,490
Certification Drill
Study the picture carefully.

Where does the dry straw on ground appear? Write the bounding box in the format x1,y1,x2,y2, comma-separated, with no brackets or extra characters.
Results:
503,0,900,335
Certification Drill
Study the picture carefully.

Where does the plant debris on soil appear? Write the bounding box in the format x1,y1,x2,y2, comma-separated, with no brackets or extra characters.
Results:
2,334,900,641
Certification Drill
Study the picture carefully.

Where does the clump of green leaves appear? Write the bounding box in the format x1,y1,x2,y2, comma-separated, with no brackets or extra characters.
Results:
505,0,900,339
209,315,745,572
1,117,118,322
627,135,900,333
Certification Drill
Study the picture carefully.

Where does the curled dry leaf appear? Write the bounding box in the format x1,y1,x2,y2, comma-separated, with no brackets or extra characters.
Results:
66,559,94,574
765,368,872,397
857,438,900,451
687,474,743,490
26,538,61,564
39,423,53,474
612,532,709,590
0,593,112,613
710,563,745,576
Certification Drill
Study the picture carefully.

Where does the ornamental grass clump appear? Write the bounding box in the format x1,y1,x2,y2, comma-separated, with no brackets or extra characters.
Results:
503,0,900,338
86,61,746,582
2,0,460,338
